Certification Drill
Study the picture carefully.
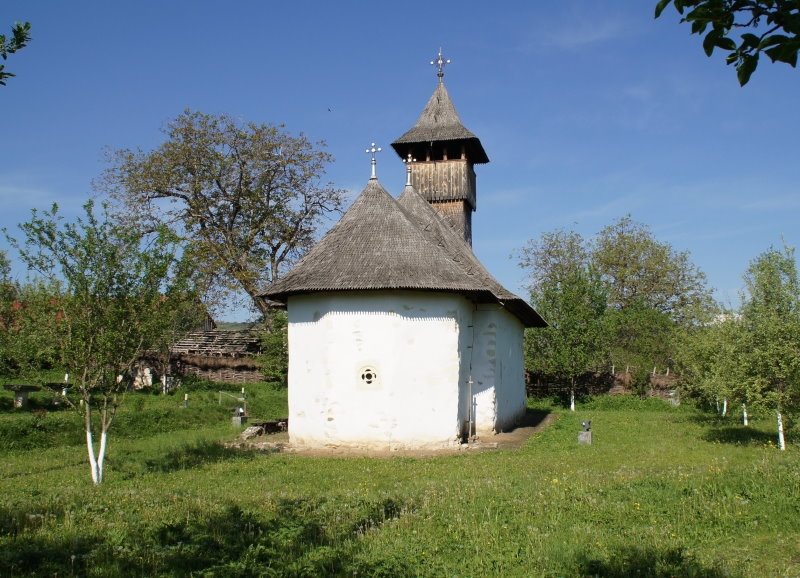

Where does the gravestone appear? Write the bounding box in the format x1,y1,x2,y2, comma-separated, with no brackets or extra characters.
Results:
578,420,592,445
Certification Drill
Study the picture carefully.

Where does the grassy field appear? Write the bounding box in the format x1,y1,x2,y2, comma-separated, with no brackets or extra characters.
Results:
1,383,799,577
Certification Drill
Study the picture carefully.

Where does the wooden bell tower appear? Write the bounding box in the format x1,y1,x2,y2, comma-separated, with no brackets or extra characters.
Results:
391,49,489,247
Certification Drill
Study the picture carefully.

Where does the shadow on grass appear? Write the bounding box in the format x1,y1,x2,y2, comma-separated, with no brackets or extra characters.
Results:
517,408,553,429
577,545,739,578
145,439,257,473
149,501,355,575
686,412,777,446
702,425,775,446
1,497,412,577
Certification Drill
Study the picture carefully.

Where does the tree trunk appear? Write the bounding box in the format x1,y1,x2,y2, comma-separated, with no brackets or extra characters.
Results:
776,408,786,451
85,410,101,484
722,397,728,417
570,378,576,412
742,403,748,426
96,429,108,483
253,293,270,317
84,405,109,484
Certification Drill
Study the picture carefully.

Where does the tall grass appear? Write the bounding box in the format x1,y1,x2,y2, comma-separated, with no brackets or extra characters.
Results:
1,386,798,577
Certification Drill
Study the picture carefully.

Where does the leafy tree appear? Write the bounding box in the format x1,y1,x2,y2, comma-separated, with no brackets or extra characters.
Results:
0,276,62,377
0,249,16,322
655,0,800,85
521,217,715,394
0,21,30,86
5,201,203,483
593,216,714,326
0,250,22,374
676,312,745,416
606,298,676,392
737,244,800,449
592,216,715,381
258,310,288,387
522,230,610,408
98,110,346,317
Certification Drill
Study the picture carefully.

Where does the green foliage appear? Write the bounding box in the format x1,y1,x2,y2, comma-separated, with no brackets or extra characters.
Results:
525,230,609,399
4,200,204,482
593,216,715,327
523,230,606,391
6,201,203,386
608,298,677,392
0,250,18,374
257,310,288,387
0,21,30,86
99,110,347,316
0,409,84,450
656,0,800,85
521,216,715,386
677,243,800,448
677,313,744,407
738,244,800,411
0,280,69,378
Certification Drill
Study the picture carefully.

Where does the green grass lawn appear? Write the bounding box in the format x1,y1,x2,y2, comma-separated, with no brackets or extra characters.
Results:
1,385,798,577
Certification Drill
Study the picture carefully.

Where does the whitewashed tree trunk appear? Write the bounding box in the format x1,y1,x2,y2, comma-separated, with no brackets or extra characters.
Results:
722,398,728,417
84,404,108,484
742,403,748,426
777,409,786,451
85,426,100,484
570,380,575,412
96,429,108,483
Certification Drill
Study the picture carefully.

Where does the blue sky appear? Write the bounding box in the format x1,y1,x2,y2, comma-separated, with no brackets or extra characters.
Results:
2,1,798,321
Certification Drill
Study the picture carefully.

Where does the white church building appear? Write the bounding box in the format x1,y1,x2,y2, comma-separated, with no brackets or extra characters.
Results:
263,54,546,451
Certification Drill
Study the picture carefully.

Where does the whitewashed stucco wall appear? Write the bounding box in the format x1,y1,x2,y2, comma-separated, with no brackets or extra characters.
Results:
471,305,527,434
286,291,474,450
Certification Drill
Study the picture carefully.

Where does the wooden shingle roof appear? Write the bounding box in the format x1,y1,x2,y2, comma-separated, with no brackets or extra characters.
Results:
262,179,545,328
397,184,545,328
391,80,489,164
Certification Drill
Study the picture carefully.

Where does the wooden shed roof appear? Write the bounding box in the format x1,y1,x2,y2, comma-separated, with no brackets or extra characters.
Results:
170,330,260,357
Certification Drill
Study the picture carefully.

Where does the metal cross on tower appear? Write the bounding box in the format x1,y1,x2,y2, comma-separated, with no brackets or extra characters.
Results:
431,47,450,80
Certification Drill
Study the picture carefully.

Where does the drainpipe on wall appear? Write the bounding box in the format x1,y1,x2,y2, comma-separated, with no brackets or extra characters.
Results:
466,307,476,442
467,375,474,440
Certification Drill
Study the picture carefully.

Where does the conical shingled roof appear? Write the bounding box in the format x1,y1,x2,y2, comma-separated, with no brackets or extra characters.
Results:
391,81,489,164
262,179,496,302
397,185,546,328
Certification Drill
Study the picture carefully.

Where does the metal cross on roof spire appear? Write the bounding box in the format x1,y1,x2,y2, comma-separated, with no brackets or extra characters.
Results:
403,153,416,187
431,47,450,80
365,142,382,179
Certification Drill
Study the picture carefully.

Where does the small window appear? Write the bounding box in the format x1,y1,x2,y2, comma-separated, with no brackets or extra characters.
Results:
360,367,377,385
